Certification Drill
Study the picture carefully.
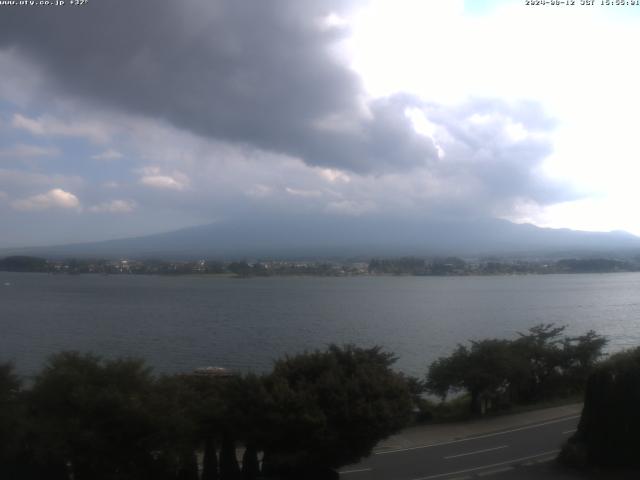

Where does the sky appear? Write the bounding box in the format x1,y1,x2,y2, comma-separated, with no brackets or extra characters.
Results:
0,0,639,248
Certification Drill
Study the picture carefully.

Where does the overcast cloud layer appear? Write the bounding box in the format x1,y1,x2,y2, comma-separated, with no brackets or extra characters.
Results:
0,0,590,247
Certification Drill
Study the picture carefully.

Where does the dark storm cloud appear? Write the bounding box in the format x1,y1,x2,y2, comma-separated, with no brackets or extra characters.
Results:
0,0,436,173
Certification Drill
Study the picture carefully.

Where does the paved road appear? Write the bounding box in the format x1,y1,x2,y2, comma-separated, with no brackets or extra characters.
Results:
340,414,580,480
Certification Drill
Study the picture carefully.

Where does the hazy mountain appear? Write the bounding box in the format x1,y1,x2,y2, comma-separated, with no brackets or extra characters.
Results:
3,215,640,260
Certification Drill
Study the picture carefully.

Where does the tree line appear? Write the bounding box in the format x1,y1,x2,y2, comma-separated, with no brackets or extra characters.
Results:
0,325,616,478
0,345,412,480
368,256,639,276
0,256,361,277
424,324,607,415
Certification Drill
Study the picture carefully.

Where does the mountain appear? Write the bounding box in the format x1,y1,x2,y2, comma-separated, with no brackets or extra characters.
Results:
2,216,640,260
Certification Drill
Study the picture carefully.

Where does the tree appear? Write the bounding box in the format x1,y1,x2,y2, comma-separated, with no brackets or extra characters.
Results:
425,345,468,401
0,362,30,479
28,352,158,480
426,340,514,414
561,347,640,468
227,262,253,277
425,324,606,414
512,324,567,402
0,255,48,272
560,330,607,392
146,374,206,480
215,374,271,480
261,345,412,477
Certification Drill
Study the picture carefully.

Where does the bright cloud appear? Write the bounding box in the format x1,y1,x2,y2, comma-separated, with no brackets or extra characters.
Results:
11,188,80,211
347,0,640,233
317,168,351,184
138,168,189,191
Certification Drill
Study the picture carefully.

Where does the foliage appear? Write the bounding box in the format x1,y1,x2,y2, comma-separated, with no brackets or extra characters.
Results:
426,340,514,414
556,258,629,273
28,352,157,480
0,346,413,479
368,257,427,275
561,347,640,468
261,344,413,474
0,328,605,478
426,324,607,414
0,362,28,478
0,255,49,272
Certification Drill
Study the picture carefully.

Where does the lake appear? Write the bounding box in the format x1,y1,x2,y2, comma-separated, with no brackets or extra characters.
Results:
2,272,640,378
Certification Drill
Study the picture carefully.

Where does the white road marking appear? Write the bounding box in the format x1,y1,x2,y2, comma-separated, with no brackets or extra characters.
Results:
375,415,579,455
444,445,508,460
409,449,560,480
340,467,373,475
536,456,556,463
562,429,577,435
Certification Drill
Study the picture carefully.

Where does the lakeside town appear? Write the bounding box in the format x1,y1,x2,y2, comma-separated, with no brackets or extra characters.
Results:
2,254,640,277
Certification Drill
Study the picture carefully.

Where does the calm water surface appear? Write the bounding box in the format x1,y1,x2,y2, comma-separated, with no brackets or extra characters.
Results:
2,272,640,377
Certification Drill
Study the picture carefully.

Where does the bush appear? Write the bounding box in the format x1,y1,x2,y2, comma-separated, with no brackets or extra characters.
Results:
561,347,640,468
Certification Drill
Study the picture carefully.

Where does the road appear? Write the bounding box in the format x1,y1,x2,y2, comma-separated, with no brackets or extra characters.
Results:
340,414,580,480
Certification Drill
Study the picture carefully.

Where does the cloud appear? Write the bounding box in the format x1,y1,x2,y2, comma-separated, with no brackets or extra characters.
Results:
91,149,123,161
11,113,111,144
245,184,273,198
0,50,46,106
417,98,567,210
325,199,375,216
0,0,440,174
0,0,585,245
88,199,135,213
0,168,84,191
11,188,80,211
0,0,561,195
140,175,185,190
317,168,351,184
138,167,189,191
0,143,59,158
285,187,323,198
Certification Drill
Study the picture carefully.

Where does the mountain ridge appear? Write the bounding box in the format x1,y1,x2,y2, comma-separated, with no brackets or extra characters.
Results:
2,216,640,260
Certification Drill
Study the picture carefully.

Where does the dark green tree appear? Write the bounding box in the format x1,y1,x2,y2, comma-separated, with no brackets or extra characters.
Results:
426,340,514,414
148,375,198,479
216,374,271,480
560,330,608,392
202,437,219,480
28,352,157,480
0,362,30,479
425,345,468,401
219,432,241,479
427,324,608,415
561,347,640,468
0,255,48,272
511,324,567,402
261,344,412,477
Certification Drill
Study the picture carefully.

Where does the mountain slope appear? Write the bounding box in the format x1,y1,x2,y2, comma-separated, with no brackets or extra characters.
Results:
3,215,640,260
